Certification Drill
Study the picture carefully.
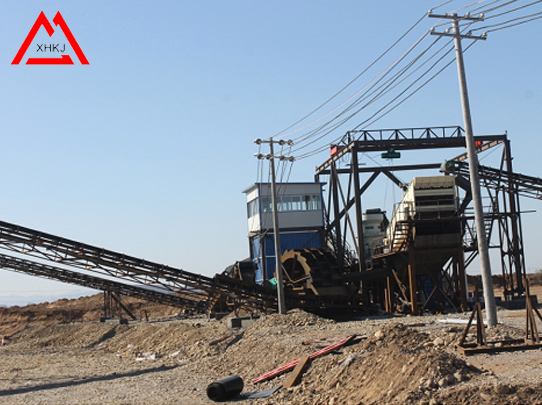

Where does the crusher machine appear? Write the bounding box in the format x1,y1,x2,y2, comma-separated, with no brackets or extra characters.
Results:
244,175,466,314
370,175,467,314
1,127,542,317
245,126,542,315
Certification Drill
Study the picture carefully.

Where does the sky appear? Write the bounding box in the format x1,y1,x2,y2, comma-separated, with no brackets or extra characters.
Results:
0,1,541,305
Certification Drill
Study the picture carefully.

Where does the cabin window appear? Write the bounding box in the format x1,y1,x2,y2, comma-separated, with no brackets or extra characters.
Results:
257,193,322,213
279,196,292,212
261,197,272,213
311,195,321,210
247,199,259,218
291,196,302,211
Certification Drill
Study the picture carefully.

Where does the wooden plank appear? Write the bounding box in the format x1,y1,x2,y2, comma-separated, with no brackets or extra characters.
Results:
391,269,409,303
460,339,525,348
459,343,542,356
407,240,418,314
252,335,355,384
459,304,478,346
283,355,310,388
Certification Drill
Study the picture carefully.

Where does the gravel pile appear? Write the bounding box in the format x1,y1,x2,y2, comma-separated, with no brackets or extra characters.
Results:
1,300,542,404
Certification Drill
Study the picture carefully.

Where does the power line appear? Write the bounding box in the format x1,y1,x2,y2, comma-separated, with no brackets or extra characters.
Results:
473,9,542,30
289,34,449,152
293,40,462,159
469,0,508,11
471,0,520,13
433,0,464,10
486,12,542,29
274,13,430,142
282,1,542,160
483,0,542,18
451,0,493,13
288,19,477,154
257,0,541,169
295,38,479,161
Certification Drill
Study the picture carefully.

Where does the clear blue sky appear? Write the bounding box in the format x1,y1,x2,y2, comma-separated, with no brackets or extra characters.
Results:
0,1,541,305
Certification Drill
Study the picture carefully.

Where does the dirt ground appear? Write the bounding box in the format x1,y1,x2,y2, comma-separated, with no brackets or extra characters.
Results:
1,291,542,405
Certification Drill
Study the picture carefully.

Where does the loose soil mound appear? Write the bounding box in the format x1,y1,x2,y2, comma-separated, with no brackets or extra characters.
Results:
12,322,115,348
433,381,542,405
0,293,183,337
1,296,542,404
263,322,478,405
246,308,333,331
99,319,233,359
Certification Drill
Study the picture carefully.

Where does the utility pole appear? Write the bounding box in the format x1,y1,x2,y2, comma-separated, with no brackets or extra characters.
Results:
254,138,294,315
429,11,498,326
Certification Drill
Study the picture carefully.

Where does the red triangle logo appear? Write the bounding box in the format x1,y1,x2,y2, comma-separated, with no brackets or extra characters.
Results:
12,11,89,65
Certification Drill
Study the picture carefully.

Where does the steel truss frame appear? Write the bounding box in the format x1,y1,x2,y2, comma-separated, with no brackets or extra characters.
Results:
0,253,209,313
315,126,536,307
0,220,277,313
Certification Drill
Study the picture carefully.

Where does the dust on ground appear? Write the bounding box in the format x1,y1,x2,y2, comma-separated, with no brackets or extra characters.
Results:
1,294,542,404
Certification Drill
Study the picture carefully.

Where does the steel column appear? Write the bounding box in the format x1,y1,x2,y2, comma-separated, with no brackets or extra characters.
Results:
351,150,365,271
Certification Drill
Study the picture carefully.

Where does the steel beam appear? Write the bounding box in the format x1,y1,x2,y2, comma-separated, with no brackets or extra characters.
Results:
0,253,209,311
0,220,276,311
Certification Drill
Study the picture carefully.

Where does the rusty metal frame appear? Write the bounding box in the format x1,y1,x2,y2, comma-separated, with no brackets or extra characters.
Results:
0,220,277,313
458,279,542,355
315,126,539,309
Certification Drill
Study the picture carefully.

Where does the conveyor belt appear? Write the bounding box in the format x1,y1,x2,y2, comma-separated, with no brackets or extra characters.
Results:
445,160,542,199
0,253,209,311
0,220,276,312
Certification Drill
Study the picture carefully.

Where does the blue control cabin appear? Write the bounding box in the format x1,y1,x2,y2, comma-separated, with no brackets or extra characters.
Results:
244,182,325,284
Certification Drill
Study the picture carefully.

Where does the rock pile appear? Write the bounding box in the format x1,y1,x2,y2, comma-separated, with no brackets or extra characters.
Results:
3,299,542,404
264,322,479,405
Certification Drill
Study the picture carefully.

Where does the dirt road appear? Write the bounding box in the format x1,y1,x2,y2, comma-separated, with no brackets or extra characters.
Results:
0,307,541,405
